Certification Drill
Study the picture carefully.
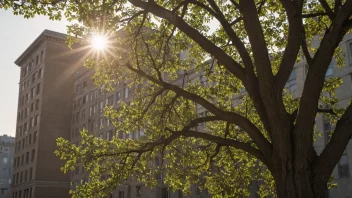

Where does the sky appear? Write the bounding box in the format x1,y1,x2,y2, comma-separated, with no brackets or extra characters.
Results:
0,9,68,137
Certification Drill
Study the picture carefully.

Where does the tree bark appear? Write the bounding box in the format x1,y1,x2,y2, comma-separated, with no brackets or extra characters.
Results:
273,159,326,198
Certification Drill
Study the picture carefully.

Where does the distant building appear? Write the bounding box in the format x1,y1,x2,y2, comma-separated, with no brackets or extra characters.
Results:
0,135,15,198
11,30,86,198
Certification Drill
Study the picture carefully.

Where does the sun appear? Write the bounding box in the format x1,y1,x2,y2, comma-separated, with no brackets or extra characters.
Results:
91,35,107,50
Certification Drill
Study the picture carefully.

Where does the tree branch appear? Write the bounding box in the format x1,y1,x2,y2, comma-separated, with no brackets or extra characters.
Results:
302,12,328,18
183,130,270,168
317,108,337,116
314,103,352,183
128,0,246,81
239,0,273,82
275,0,303,91
301,25,313,65
318,0,335,20
295,0,352,166
125,63,273,160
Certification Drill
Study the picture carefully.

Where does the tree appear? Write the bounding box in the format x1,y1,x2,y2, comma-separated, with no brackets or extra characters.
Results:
3,0,352,197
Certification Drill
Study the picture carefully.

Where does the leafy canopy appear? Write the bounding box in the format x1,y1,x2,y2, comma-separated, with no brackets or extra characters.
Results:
2,0,352,197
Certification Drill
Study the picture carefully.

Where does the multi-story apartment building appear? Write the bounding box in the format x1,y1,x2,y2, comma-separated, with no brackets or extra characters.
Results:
0,135,15,198
11,30,86,198
12,29,352,198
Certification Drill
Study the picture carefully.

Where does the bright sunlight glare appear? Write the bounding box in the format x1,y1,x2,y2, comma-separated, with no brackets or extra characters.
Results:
92,35,107,50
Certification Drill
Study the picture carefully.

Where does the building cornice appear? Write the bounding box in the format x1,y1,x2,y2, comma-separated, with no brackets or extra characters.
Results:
14,30,67,66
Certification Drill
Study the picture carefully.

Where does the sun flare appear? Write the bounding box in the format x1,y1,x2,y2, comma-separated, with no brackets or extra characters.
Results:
92,35,107,50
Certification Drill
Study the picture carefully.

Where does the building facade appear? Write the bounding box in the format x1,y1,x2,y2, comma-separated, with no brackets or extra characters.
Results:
0,135,15,198
11,29,352,198
11,30,86,198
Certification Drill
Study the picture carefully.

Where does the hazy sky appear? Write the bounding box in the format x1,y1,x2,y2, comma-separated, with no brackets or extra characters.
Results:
0,9,68,137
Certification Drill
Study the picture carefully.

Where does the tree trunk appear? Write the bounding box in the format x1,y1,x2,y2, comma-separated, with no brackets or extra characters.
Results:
273,160,327,198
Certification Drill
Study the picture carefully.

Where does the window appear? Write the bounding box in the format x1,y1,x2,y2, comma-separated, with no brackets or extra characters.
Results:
31,150,35,162
75,166,79,175
116,92,121,103
107,130,112,141
118,131,123,139
35,115,40,126
100,101,104,113
20,172,23,183
325,64,333,77
136,186,142,197
31,87,35,99
33,132,37,143
35,55,39,65
32,73,36,83
22,66,27,77
30,103,34,112
90,92,94,101
29,134,32,144
26,152,29,164
29,167,33,180
108,95,114,106
83,81,87,89
338,150,350,178
25,93,29,103
34,99,39,110
40,50,44,61
200,75,207,86
38,69,42,79
108,117,112,126
349,42,352,63
25,170,28,181
324,122,332,145
24,123,28,133
75,85,80,94
26,107,30,117
83,95,87,104
90,120,95,131
178,190,183,197
196,185,200,195
118,191,124,198
124,88,129,99
162,188,169,198
285,68,296,94
2,158,7,164
90,106,93,116
100,118,104,128
31,117,34,128
82,110,86,120
76,112,79,123
36,83,40,95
